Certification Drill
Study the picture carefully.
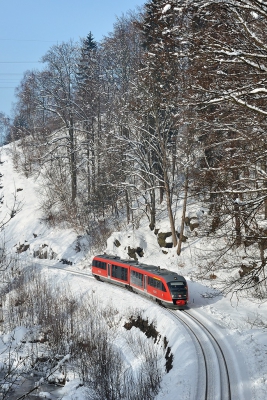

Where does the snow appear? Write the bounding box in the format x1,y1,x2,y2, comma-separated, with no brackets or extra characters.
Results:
0,143,267,399
2,326,28,345
162,4,171,14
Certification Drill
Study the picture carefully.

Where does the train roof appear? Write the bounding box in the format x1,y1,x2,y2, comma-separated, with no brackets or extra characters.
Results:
94,254,186,283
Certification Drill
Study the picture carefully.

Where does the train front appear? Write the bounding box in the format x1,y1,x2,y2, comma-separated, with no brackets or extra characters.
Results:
167,277,188,308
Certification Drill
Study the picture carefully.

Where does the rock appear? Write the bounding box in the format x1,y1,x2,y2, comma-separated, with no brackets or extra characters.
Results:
60,259,73,265
127,246,144,260
136,247,144,257
184,217,190,226
114,239,121,247
239,264,254,277
157,232,173,248
189,217,199,231
33,244,57,260
16,243,30,253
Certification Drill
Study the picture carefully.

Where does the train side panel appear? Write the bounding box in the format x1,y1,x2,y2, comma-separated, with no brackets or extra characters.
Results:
92,257,108,278
129,266,145,290
92,255,188,309
92,256,130,286
129,267,178,307
109,261,130,285
146,275,172,303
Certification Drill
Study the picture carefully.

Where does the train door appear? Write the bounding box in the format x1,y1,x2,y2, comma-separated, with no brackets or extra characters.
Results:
108,263,111,279
144,275,147,292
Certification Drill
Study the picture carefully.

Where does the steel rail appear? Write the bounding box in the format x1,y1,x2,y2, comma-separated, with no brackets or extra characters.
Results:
165,308,209,400
48,264,231,400
174,309,231,400
50,264,94,279
184,310,231,400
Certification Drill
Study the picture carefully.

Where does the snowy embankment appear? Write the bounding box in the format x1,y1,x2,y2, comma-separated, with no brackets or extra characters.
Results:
0,144,266,399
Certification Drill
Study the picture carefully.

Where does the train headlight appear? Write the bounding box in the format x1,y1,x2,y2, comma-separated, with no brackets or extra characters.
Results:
172,293,186,299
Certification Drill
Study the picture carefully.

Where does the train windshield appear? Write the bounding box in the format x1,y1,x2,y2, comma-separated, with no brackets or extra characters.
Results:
167,281,186,294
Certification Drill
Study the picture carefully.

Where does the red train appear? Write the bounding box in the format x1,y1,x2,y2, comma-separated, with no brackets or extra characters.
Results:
92,254,188,309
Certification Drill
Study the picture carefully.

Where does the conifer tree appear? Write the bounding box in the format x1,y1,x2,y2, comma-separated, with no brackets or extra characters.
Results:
76,32,100,204
77,32,97,86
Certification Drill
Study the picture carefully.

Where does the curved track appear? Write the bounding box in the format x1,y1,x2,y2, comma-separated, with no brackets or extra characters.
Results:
185,310,231,400
167,308,231,400
50,264,94,279
49,264,248,400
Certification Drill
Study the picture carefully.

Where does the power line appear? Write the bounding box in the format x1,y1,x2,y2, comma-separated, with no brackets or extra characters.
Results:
0,38,57,43
0,61,40,63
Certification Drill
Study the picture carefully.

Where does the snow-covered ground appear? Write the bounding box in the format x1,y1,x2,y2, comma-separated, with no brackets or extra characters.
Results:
0,144,266,399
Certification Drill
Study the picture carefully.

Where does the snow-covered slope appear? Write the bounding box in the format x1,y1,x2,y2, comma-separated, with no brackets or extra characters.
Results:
0,144,266,399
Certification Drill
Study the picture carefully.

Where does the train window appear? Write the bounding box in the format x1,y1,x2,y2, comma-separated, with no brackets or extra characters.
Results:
167,281,186,295
130,270,143,287
112,265,117,277
92,260,107,270
148,277,165,291
100,261,106,270
168,281,186,288
155,280,161,289
161,282,167,292
111,264,128,281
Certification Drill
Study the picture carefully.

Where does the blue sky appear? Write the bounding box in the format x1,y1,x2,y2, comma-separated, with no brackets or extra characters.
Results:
0,0,145,118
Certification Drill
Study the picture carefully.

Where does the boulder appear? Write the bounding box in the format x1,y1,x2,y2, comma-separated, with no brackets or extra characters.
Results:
189,217,199,231
16,243,30,253
114,239,121,248
128,246,144,260
157,232,173,248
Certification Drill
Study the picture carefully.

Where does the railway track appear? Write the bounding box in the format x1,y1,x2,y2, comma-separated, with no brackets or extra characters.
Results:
49,263,249,400
185,310,232,399
167,308,231,400
50,264,95,279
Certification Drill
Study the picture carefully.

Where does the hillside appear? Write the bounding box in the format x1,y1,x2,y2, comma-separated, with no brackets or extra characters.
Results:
0,143,266,399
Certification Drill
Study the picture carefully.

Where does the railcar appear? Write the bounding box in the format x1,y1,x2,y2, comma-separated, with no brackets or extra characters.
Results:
92,254,188,309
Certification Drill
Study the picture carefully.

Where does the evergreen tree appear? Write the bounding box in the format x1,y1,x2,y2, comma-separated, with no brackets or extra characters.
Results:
77,32,97,85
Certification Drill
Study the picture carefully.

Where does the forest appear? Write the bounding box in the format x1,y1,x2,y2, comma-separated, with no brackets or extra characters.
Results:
3,0,267,297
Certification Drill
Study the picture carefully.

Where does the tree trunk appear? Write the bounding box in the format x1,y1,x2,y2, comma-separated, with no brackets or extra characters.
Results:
159,183,164,204
167,192,177,246
234,201,242,246
125,189,130,225
164,173,177,247
262,162,267,220
86,121,91,201
69,114,77,203
177,168,188,256
149,188,156,231
157,118,177,247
